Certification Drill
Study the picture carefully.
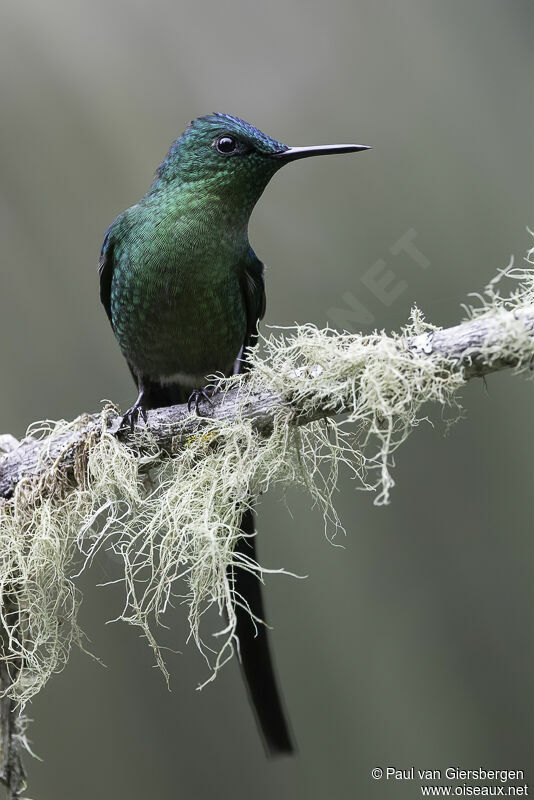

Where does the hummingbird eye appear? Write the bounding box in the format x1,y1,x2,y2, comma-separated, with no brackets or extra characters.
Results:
215,135,238,155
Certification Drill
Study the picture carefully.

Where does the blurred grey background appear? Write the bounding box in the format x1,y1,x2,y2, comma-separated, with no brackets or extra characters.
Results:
1,1,533,798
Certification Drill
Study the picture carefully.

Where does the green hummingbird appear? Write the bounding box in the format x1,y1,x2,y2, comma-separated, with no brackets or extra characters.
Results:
99,113,370,755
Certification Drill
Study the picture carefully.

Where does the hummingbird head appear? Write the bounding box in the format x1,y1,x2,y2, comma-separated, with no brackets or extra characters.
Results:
152,113,370,215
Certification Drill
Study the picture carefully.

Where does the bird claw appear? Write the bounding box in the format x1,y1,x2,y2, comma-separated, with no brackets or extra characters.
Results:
121,403,148,433
187,388,215,416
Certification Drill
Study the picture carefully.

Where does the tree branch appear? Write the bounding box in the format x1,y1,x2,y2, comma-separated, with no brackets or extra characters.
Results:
1,302,533,501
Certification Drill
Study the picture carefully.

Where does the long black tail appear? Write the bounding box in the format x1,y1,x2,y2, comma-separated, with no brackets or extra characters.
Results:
139,377,294,755
232,508,294,756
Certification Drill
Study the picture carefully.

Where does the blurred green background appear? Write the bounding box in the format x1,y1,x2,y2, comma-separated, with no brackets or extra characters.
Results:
1,1,533,798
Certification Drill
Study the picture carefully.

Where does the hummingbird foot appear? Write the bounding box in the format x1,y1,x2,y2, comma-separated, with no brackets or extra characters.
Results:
187,387,215,416
121,388,150,432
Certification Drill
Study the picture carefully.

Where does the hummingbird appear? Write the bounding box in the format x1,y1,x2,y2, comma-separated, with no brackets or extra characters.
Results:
99,113,370,756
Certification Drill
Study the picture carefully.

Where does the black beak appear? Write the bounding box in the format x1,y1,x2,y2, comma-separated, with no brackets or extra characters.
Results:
272,143,371,162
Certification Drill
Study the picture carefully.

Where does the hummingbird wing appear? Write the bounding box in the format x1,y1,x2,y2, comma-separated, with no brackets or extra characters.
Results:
232,255,294,756
240,253,266,354
98,224,115,327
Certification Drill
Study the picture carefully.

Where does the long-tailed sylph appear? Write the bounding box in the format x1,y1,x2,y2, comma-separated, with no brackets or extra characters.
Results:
99,113,370,755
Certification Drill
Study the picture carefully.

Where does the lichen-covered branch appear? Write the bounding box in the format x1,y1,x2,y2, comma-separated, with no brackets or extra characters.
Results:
0,264,533,786
1,300,533,501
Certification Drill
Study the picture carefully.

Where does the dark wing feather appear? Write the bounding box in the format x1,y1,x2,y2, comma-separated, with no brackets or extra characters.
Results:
98,224,115,327
99,222,149,396
235,253,266,375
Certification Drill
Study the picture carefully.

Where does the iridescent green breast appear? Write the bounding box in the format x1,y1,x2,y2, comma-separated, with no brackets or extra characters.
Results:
109,200,248,384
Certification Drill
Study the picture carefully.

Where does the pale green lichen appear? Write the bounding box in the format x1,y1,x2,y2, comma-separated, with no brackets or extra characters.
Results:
1,259,533,708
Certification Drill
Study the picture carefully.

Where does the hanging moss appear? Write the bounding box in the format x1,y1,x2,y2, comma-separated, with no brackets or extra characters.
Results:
1,257,533,710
